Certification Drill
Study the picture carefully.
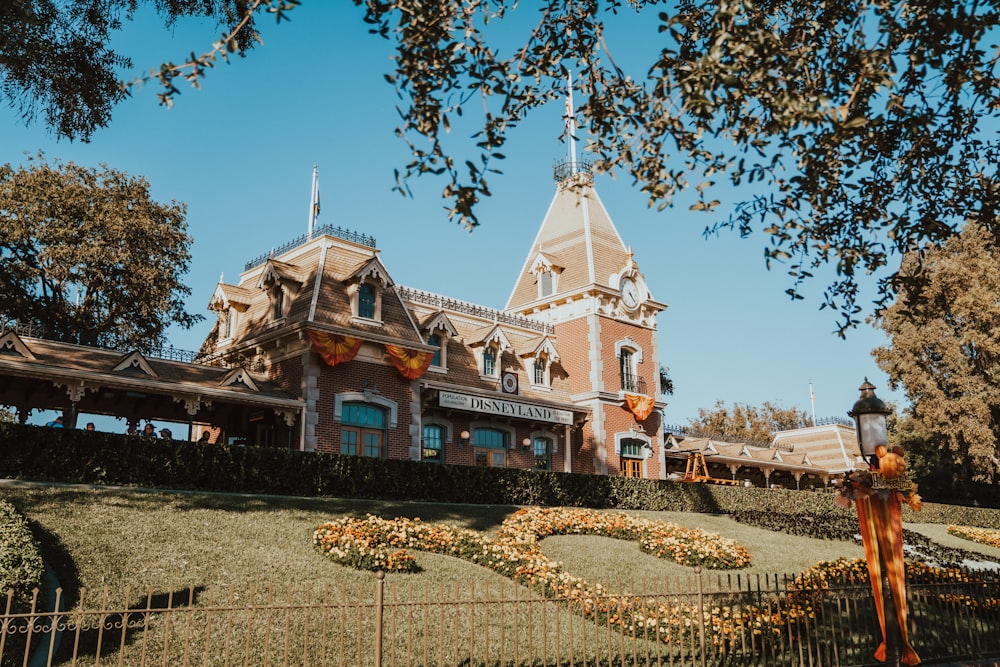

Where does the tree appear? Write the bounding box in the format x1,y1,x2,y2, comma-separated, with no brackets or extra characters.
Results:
0,155,201,352
6,2,1000,333
873,222,1000,485
687,400,812,444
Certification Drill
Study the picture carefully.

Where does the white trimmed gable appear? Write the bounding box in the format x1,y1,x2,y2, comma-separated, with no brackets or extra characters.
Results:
423,311,458,338
350,257,393,289
112,351,158,378
520,336,560,362
220,367,260,391
0,332,36,360
474,325,513,353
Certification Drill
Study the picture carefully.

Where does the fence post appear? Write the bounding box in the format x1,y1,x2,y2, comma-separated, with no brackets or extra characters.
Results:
695,566,707,667
374,571,385,667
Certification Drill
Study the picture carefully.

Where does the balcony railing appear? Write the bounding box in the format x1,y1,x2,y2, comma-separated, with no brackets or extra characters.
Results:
244,224,377,270
620,372,647,395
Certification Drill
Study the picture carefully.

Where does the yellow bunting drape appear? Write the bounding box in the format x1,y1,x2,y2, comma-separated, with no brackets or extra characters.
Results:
384,344,435,380
855,492,921,666
624,393,655,421
308,330,363,367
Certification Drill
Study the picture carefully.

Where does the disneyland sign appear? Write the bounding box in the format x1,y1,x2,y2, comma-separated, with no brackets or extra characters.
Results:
438,390,574,425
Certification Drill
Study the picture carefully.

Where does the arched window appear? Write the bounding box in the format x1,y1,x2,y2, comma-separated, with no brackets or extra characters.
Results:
422,423,444,463
473,427,507,468
341,402,386,458
358,283,376,319
619,348,638,393
533,437,552,470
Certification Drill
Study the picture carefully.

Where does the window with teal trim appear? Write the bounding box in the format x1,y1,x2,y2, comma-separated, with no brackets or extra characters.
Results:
473,428,507,449
533,437,552,470
341,402,385,458
620,438,645,458
358,283,376,319
483,346,496,376
428,333,442,367
422,424,444,463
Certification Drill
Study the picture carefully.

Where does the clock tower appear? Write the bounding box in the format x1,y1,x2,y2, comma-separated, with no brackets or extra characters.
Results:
504,162,668,478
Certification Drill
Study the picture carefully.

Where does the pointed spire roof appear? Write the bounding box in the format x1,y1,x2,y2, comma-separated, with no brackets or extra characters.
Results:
505,168,633,312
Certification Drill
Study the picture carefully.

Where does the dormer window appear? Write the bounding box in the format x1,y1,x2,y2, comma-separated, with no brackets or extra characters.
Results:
529,254,562,300
271,286,286,320
428,333,442,367
219,306,239,341
483,345,497,377
358,282,376,319
522,336,558,389
533,357,547,386
256,259,303,324
421,312,456,371
539,270,554,297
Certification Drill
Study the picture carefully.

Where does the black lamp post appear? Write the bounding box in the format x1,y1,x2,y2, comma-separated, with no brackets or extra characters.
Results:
849,377,892,468
848,378,902,667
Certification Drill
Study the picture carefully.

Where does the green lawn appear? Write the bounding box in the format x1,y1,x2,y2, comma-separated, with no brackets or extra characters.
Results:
3,481,1000,667
6,481,999,598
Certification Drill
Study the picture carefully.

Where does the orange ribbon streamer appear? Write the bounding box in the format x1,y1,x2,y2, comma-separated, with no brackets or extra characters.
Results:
624,393,655,421
384,344,435,380
855,492,921,665
308,330,363,367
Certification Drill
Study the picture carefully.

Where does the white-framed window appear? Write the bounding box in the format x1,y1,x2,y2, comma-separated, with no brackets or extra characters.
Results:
270,285,286,320
483,345,498,377
224,307,239,339
616,338,645,394
538,270,555,298
532,356,549,387
358,282,376,319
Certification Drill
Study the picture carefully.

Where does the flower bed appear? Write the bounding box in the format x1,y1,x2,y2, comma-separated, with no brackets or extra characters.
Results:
948,525,1000,549
313,508,999,647
314,507,760,645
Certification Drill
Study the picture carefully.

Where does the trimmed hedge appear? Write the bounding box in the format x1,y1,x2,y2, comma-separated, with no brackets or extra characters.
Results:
2,422,999,529
0,498,45,603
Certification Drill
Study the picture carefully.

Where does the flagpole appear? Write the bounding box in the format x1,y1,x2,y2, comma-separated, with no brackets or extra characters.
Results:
565,69,577,165
308,164,319,238
810,381,817,426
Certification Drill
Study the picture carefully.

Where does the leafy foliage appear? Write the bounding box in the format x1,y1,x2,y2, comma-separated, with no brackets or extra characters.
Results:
0,0,271,141
0,499,44,604
874,222,1000,485
0,155,201,351
6,2,1000,331
687,399,812,443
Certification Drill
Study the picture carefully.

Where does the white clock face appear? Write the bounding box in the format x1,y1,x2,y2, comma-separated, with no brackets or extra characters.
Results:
621,277,640,309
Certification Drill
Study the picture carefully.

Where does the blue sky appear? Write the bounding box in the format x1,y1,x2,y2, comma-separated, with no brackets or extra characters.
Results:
0,3,906,427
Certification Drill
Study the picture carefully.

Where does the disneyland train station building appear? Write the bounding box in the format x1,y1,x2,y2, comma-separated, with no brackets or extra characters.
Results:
0,162,863,487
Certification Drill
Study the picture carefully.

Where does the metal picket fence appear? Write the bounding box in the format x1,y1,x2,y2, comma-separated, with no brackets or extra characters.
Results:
2,565,999,667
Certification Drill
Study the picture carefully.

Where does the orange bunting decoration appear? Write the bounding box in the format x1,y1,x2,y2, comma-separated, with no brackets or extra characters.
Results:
384,344,435,380
624,393,655,421
308,330,363,367
855,492,922,665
